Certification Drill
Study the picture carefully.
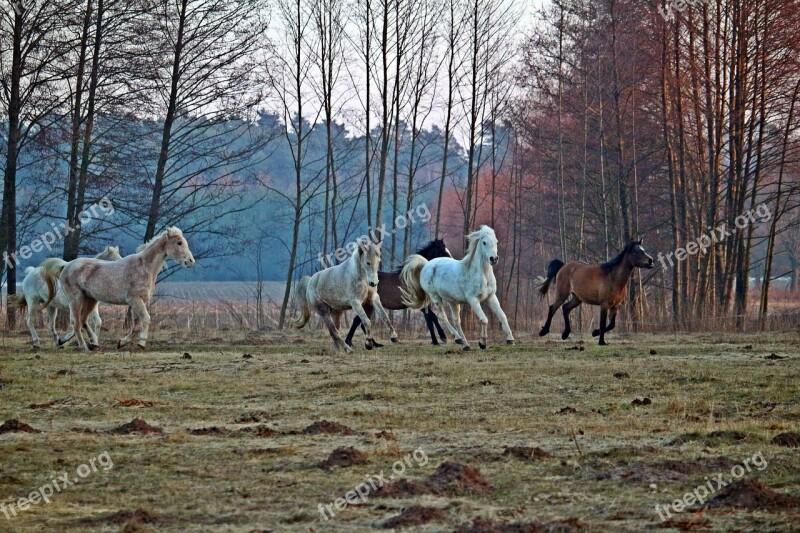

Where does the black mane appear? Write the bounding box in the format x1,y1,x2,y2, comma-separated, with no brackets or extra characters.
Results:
390,239,448,273
600,241,639,273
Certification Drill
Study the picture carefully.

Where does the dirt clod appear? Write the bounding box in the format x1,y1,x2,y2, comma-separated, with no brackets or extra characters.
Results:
381,506,448,529
632,398,652,406
377,461,493,497
318,447,370,470
613,372,630,379
772,432,800,447
375,430,396,440
243,353,253,359
703,479,800,510
302,420,354,435
649,349,658,355
504,446,552,461
111,418,162,434
235,411,271,423
105,508,160,525
765,353,786,360
114,398,156,408
455,517,585,532
0,419,40,433
556,406,577,415
182,352,192,360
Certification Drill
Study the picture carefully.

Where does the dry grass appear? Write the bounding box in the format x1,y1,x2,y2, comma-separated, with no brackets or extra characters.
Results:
0,327,799,532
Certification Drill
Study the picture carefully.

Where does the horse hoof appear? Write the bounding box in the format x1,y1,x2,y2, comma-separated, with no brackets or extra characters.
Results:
599,340,608,346
431,339,440,346
455,338,464,345
463,345,471,352
592,329,601,337
365,341,373,351
88,343,99,351
391,337,399,344
479,342,487,350
137,343,147,351
344,340,353,348
562,331,571,340
373,342,384,348
439,338,447,345
539,328,549,337
57,337,66,347
506,340,515,346
33,344,41,351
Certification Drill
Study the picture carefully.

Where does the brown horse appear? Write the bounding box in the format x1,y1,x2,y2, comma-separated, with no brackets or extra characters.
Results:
345,239,451,347
538,240,654,345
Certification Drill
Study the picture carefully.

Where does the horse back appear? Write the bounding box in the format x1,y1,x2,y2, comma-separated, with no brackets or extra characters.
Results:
376,271,406,310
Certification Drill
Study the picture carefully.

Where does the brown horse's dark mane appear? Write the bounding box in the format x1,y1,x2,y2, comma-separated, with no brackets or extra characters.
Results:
600,241,640,274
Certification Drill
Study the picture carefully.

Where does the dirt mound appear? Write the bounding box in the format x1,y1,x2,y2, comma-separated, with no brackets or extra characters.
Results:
375,430,396,440
381,506,448,529
597,457,736,484
377,462,493,497
302,420,354,435
455,517,585,532
244,425,277,438
114,398,156,408
190,425,276,438
772,432,800,448
504,446,552,461
111,418,163,434
235,410,270,423
556,406,577,415
631,398,652,406
613,372,630,379
0,419,40,433
190,426,234,436
669,430,747,447
318,447,370,470
654,457,737,475
657,514,711,530
104,508,161,525
703,479,800,511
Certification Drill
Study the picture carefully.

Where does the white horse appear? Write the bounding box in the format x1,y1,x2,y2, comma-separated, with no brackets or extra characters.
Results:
41,228,195,351
9,246,122,349
294,238,397,354
401,225,514,351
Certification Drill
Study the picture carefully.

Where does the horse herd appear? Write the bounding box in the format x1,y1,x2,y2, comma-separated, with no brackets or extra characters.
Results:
9,225,655,352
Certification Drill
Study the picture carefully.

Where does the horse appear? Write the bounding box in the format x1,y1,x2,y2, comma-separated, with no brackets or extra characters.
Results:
9,246,122,349
294,238,397,354
344,239,452,348
41,227,195,351
401,225,515,351
538,239,654,346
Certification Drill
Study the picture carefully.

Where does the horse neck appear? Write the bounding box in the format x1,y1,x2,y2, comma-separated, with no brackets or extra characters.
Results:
140,237,168,277
464,248,491,278
346,251,363,280
610,256,635,288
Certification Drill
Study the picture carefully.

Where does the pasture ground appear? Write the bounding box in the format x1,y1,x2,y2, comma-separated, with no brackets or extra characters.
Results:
0,328,799,532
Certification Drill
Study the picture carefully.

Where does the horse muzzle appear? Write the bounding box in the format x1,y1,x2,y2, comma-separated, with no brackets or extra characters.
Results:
369,281,378,288
183,258,196,268
490,257,499,266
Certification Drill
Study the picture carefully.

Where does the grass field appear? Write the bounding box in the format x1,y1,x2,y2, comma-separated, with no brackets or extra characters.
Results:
1,327,799,532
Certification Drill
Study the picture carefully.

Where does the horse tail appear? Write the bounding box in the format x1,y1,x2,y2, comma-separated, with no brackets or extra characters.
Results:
7,292,27,312
39,258,68,308
539,259,565,297
292,276,312,329
400,255,430,310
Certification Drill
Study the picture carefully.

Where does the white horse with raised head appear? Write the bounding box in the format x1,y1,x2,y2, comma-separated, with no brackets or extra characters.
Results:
9,246,123,349
40,227,195,351
294,238,397,354
401,225,514,351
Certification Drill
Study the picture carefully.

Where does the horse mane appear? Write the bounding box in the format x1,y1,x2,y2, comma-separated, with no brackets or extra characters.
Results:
600,241,639,273
391,240,443,273
464,226,495,268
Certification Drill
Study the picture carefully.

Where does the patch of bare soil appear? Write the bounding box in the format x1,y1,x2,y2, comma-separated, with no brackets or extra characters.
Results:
375,430,396,440
631,398,652,406
190,425,276,438
302,420,354,435
29,397,89,410
235,410,271,423
556,406,577,415
702,479,800,511
613,372,630,379
381,506,448,529
114,398,156,408
503,446,552,461
111,418,163,434
0,419,40,433
377,461,493,497
596,457,737,484
765,353,786,360
669,430,747,447
318,447,370,470
455,517,585,532
772,432,800,448
656,514,711,530
190,426,235,436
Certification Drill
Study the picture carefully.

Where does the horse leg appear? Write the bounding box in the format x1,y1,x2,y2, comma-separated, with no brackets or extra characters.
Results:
539,290,570,337
428,307,448,344
350,301,374,350
318,304,351,354
446,303,471,351
25,301,41,349
487,294,515,345
371,294,398,344
561,296,582,341
592,307,618,337
68,300,90,352
432,301,460,344
466,297,489,349
86,308,102,350
128,298,150,350
344,315,361,348
422,308,439,345
598,308,609,346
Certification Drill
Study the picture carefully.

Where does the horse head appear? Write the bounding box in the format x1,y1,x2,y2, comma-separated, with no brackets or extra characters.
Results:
165,227,196,268
469,226,499,266
357,238,381,288
419,238,452,261
627,239,654,269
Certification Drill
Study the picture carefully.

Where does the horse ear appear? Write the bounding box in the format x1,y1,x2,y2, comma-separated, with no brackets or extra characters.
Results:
358,239,370,255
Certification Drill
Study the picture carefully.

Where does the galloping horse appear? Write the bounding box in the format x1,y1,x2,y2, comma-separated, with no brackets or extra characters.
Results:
41,227,195,351
9,246,122,349
401,226,514,351
294,238,397,354
538,240,654,345
345,239,452,347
